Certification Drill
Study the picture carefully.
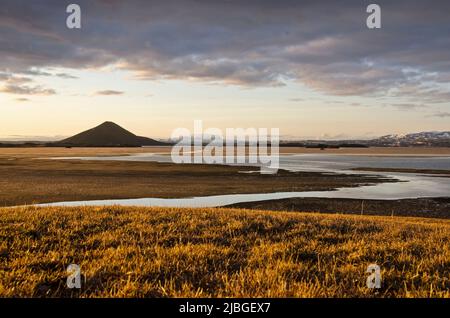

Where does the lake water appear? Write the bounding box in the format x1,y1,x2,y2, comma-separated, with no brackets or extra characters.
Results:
50,153,450,171
38,153,450,208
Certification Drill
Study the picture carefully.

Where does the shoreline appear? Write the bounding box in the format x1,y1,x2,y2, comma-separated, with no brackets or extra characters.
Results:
1,146,450,158
352,167,450,176
0,157,394,207
0,148,448,212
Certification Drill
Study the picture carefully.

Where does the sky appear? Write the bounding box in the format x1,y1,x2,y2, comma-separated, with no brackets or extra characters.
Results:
0,0,449,140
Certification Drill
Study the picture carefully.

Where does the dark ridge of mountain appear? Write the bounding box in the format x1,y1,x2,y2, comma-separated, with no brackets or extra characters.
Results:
53,121,170,147
0,142,45,148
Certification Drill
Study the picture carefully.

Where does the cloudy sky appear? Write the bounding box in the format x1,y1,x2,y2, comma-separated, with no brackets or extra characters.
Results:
1,0,449,140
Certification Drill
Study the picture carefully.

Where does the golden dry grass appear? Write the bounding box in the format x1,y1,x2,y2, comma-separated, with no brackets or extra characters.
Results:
0,206,448,298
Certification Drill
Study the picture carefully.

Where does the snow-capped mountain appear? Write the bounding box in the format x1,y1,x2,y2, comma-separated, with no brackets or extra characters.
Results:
370,131,450,147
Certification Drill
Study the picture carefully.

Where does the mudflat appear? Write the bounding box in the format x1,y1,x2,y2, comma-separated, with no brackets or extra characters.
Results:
0,156,391,207
0,147,172,159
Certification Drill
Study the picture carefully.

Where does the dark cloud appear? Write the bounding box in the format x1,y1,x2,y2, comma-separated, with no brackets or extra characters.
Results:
15,97,29,102
0,70,56,95
1,84,56,95
0,73,32,84
55,73,78,79
388,83,450,104
430,111,450,118
95,90,124,95
0,0,450,103
388,103,427,111
22,69,53,77
21,69,78,79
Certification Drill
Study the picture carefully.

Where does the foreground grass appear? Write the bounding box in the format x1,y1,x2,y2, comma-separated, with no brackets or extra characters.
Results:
0,206,449,298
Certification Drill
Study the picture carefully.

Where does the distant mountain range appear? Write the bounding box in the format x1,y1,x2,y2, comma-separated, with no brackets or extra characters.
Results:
368,131,450,147
1,124,449,147
281,131,450,148
53,121,169,147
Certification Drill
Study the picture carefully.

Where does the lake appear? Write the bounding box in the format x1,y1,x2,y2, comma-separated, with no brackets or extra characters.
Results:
39,153,450,207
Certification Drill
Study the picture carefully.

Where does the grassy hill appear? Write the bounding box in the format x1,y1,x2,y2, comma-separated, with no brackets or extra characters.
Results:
0,206,448,297
53,121,168,147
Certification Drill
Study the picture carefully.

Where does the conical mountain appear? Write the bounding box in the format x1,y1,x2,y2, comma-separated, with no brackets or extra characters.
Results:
55,121,168,147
